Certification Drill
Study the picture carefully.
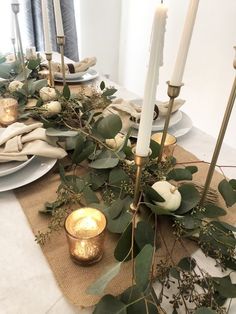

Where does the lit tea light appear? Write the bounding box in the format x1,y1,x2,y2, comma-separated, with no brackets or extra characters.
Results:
0,98,18,126
65,207,107,266
151,132,177,160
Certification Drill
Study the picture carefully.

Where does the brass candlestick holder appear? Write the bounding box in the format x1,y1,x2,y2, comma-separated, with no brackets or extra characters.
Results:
57,36,66,86
130,151,150,212
45,52,54,87
11,3,27,92
200,58,236,205
11,38,17,61
157,82,183,163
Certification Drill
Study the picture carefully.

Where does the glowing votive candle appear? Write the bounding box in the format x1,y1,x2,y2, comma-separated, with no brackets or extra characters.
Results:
65,208,107,266
0,98,18,126
151,132,177,161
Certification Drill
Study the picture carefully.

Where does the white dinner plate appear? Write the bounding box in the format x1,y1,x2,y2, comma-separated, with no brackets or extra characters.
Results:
0,156,57,192
0,155,35,177
131,112,192,139
54,69,89,80
131,99,182,131
54,69,99,83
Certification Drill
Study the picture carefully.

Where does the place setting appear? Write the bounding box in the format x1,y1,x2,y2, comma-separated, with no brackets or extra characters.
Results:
1,0,236,314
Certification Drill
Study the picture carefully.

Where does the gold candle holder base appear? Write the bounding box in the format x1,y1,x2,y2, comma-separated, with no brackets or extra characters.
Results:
157,82,182,163
57,36,66,86
200,59,236,205
130,151,150,212
45,53,54,87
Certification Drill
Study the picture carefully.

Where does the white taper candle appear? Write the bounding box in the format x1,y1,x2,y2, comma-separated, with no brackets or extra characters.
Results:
170,0,200,86
136,4,168,157
53,0,64,37
41,0,52,53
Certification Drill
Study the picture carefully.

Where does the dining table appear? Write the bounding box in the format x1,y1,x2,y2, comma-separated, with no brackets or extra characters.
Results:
1,75,236,314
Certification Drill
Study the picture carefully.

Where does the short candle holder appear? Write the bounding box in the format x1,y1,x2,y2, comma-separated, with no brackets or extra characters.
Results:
157,82,182,163
130,150,150,212
64,207,107,266
0,98,18,126
151,132,177,161
57,36,66,86
45,52,54,87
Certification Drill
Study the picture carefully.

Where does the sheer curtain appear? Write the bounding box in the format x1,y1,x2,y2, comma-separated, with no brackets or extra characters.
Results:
22,0,79,61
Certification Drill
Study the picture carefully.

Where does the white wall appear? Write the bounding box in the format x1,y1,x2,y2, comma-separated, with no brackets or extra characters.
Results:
118,0,236,149
74,0,121,81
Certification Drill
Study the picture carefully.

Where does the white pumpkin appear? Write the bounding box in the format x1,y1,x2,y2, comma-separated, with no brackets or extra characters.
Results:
8,80,24,93
105,133,131,150
42,101,62,114
151,181,181,212
39,87,57,102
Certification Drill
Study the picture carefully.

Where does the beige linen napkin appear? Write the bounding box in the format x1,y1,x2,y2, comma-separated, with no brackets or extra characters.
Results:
52,57,97,74
0,122,67,162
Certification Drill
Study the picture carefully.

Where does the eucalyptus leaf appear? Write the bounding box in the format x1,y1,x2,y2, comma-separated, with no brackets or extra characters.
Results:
212,275,236,298
46,128,78,137
135,244,153,292
109,198,125,219
107,211,132,234
135,221,155,250
93,294,127,314
100,81,105,90
178,257,196,271
114,223,139,261
89,150,120,169
76,141,95,164
15,68,32,81
63,84,71,100
87,262,122,295
90,171,108,190
71,133,84,161
32,79,47,91
149,139,160,159
83,186,99,205
178,215,201,230
109,168,129,186
185,165,198,174
218,179,236,207
167,168,192,181
144,186,165,202
27,59,41,70
204,204,226,218
96,114,122,139
229,179,236,190
144,202,174,216
176,184,200,215
169,267,181,280
194,308,217,314
102,87,117,97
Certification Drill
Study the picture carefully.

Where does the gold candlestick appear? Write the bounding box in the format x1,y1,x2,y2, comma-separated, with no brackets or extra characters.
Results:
57,36,66,86
200,59,236,205
130,152,149,212
11,38,17,61
45,53,54,87
11,3,28,94
157,82,182,163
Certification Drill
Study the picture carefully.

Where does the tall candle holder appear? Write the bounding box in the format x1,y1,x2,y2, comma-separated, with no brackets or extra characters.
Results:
57,36,66,86
157,82,182,163
11,38,17,61
45,53,54,87
130,152,150,212
200,59,236,205
11,3,28,92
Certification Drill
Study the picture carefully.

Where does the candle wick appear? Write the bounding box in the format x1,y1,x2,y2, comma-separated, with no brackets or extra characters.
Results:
161,0,163,3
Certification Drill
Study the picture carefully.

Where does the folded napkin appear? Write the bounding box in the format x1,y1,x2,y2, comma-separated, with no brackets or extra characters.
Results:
0,122,67,162
103,98,141,133
52,57,97,74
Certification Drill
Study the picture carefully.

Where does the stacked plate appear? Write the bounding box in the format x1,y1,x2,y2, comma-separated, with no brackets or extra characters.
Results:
54,69,99,84
130,99,192,138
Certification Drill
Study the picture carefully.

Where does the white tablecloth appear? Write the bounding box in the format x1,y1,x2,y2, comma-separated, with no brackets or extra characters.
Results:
1,82,236,314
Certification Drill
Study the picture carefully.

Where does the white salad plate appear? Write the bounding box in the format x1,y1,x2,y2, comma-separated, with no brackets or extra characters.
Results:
131,99,183,131
0,155,35,177
0,156,57,192
131,112,193,139
54,69,99,83
54,69,89,80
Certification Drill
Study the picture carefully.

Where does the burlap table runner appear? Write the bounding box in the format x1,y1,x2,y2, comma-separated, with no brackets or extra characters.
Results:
15,145,236,308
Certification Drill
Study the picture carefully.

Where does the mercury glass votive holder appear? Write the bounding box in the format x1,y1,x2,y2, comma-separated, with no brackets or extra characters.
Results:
151,132,177,160
0,98,18,126
65,207,107,266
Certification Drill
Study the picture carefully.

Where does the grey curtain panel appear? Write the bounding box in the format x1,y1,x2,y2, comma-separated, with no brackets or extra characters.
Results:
23,0,79,61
